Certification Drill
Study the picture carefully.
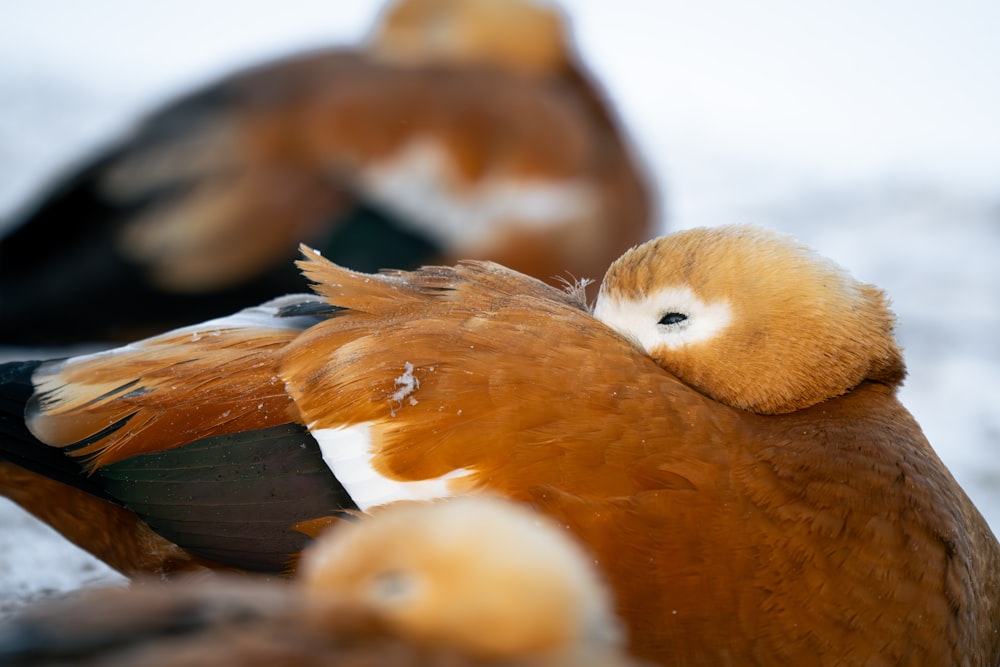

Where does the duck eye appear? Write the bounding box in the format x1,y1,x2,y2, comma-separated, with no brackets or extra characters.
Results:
658,312,688,326
369,569,418,604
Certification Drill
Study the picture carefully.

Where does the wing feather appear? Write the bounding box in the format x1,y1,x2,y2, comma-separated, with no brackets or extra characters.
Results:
27,296,319,468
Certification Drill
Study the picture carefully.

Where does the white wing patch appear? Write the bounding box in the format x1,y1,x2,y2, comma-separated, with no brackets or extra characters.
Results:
360,139,597,251
312,423,470,511
593,285,732,352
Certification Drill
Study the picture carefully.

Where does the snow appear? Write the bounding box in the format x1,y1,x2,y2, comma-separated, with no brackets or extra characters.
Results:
391,361,420,404
1,1,998,616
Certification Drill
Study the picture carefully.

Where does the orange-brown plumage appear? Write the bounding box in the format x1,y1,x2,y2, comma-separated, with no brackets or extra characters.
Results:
0,0,652,344
27,321,302,467
0,498,641,667
1,225,997,665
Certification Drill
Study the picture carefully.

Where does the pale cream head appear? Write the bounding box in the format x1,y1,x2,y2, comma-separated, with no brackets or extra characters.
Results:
299,497,622,660
369,0,570,76
593,225,906,414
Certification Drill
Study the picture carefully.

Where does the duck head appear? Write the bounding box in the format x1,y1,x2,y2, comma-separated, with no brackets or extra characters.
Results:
594,225,906,414
369,0,570,77
298,497,622,661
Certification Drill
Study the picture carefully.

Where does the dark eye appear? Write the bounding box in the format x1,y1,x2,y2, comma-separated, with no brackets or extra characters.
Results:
658,312,688,326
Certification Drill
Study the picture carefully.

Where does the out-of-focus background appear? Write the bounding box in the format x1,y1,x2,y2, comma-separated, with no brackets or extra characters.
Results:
1,0,998,614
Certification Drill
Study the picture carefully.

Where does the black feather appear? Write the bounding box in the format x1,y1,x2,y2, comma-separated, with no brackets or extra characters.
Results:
0,361,117,503
97,423,359,572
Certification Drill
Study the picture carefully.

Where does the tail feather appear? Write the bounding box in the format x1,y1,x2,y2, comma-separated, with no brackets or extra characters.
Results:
0,360,116,503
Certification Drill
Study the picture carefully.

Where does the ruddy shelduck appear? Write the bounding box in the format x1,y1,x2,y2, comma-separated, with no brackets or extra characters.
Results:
0,0,652,343
0,497,640,667
1,225,997,665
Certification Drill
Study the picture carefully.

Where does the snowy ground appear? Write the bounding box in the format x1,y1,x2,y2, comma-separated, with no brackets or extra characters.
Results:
1,1,998,617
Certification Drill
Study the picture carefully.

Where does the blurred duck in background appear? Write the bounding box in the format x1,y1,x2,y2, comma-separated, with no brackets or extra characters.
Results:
0,0,654,344
0,497,644,667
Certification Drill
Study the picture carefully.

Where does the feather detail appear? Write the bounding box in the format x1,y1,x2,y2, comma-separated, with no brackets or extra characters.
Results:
26,297,318,468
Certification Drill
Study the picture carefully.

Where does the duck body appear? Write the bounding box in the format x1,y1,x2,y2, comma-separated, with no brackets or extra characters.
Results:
1,226,997,665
